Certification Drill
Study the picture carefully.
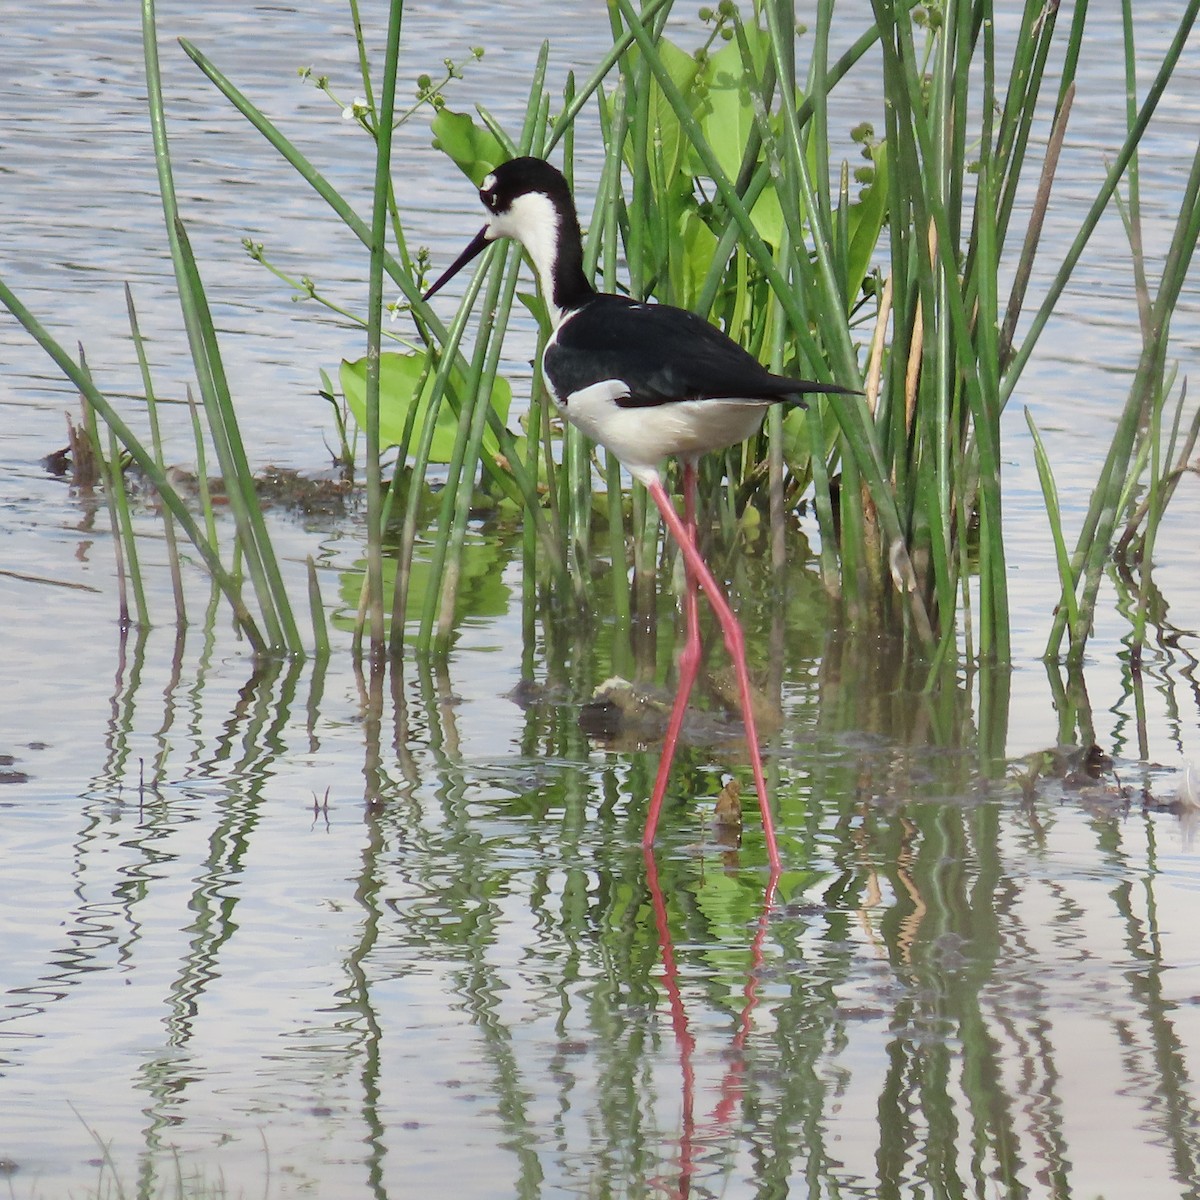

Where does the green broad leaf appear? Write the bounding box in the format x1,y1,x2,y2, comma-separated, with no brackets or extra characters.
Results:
845,141,889,305
514,289,547,326
693,37,783,244
780,404,812,473
624,38,701,196
748,186,784,249
676,209,719,309
694,40,755,179
430,108,506,184
340,352,511,465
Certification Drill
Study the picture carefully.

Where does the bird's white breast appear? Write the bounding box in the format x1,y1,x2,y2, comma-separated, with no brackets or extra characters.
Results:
548,375,769,485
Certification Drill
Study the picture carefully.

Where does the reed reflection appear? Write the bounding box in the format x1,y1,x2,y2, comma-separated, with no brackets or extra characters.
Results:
2,610,1198,1197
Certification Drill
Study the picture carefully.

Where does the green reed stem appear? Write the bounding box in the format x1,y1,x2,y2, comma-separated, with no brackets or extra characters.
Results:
433,252,525,647
403,245,505,645
306,556,329,657
106,424,149,629
1130,396,1163,655
171,218,298,652
77,369,128,627
1000,83,1074,367
1025,411,1080,636
126,284,186,624
362,0,407,659
185,385,219,555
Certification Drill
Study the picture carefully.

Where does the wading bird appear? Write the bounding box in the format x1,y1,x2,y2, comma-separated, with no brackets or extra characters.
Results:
424,156,853,876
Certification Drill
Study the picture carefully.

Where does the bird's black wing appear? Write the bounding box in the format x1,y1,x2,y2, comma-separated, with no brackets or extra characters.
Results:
545,295,849,408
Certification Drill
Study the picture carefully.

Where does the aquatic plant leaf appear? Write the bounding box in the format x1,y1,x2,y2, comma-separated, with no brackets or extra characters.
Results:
431,108,506,185
677,208,720,309
340,352,511,465
845,141,889,305
693,37,783,244
779,404,811,472
622,38,701,194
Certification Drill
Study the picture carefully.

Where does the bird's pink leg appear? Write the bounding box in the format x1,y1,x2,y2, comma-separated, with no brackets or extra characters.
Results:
641,474,782,876
643,462,703,848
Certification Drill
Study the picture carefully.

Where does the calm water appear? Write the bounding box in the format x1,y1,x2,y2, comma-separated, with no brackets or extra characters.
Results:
2,3,1200,1197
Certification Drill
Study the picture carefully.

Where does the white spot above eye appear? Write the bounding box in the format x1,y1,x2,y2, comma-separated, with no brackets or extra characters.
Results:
481,172,496,193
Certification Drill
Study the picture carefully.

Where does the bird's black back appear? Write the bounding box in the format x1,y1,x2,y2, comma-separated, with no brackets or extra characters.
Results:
545,294,846,409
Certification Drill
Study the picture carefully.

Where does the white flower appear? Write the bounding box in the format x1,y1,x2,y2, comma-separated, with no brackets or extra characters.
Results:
342,95,368,121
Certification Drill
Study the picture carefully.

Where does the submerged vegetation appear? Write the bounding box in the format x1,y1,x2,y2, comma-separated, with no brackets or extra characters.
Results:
0,0,1197,673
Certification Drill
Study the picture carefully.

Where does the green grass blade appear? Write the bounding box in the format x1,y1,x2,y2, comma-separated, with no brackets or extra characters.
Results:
107,424,149,629
1024,409,1081,635
306,556,330,657
362,0,408,657
185,385,219,554
126,284,186,624
170,218,297,652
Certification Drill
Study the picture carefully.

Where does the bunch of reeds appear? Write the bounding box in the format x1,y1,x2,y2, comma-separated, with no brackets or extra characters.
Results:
402,0,1199,669
0,0,1195,668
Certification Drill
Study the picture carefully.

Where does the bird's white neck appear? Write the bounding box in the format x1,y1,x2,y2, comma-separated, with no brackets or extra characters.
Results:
505,191,568,327
490,190,589,329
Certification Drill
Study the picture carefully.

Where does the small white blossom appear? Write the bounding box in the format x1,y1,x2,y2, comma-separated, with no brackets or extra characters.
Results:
342,96,368,121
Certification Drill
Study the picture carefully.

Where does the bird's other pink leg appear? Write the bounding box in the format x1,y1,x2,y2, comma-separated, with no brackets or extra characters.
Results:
643,462,703,849
643,476,781,877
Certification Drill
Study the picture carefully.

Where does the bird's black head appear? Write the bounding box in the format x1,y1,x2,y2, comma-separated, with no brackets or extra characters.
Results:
477,157,574,218
423,156,590,313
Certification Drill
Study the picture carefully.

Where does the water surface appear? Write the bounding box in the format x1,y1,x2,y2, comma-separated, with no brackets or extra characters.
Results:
2,3,1199,1197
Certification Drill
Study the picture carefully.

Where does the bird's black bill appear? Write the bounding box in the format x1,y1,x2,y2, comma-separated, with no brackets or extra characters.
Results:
422,226,490,301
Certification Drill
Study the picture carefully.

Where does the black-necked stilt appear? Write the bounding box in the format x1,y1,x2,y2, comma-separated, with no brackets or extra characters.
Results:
425,156,855,875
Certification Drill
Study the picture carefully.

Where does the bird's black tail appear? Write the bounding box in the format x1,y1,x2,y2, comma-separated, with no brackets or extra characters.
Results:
783,378,863,408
